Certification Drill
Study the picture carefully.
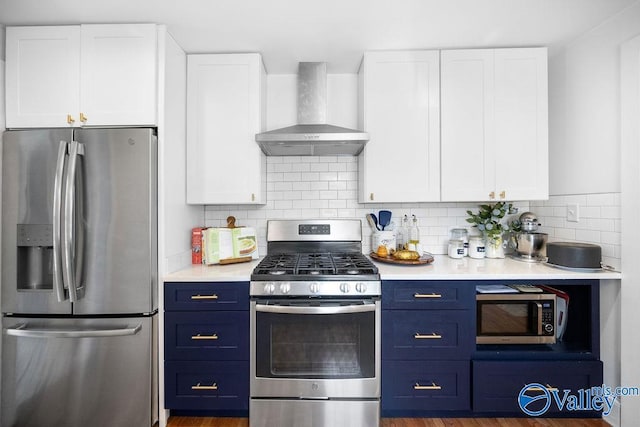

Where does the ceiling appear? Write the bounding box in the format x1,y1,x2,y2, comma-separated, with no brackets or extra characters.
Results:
0,0,636,74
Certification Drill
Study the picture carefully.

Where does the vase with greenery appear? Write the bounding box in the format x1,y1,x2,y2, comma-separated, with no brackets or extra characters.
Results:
465,202,514,258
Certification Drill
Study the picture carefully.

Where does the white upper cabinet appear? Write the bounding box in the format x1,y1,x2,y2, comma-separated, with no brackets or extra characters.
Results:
5,24,157,128
441,47,548,202
358,50,441,203
186,53,266,205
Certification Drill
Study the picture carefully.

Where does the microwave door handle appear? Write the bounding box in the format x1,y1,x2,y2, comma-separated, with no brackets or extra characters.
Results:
52,140,68,302
62,141,84,303
535,302,543,335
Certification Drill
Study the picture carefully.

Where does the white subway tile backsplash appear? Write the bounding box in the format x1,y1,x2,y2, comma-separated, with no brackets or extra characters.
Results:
203,158,621,261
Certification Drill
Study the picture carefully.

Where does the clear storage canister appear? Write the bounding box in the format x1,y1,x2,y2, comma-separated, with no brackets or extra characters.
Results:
450,228,469,256
448,239,465,259
468,236,486,259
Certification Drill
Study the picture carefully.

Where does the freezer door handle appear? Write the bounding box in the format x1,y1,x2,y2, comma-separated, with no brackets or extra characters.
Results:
52,140,69,302
5,323,142,338
62,141,85,303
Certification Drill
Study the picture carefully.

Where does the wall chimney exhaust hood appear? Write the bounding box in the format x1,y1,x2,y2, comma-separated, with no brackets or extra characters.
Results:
255,62,369,156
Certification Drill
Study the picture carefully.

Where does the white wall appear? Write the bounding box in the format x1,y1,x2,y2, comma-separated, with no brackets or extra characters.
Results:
546,2,640,425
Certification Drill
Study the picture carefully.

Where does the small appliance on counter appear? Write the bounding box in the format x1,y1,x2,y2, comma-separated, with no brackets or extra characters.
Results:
509,211,548,262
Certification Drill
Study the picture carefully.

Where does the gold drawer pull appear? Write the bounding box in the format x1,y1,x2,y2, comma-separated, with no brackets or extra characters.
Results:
191,294,219,300
414,293,442,299
414,332,442,339
191,333,218,340
191,383,218,391
414,382,441,391
527,384,558,392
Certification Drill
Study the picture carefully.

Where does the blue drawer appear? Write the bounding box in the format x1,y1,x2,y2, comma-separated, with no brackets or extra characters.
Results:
165,360,249,411
165,311,249,361
473,360,603,415
382,281,475,310
383,309,474,360
382,360,470,412
165,282,249,311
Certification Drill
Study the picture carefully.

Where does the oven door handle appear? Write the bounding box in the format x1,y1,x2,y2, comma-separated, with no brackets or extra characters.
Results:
255,302,376,315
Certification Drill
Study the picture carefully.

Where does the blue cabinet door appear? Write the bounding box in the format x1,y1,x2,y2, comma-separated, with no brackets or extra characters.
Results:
473,360,603,416
383,309,474,360
165,282,249,311
382,360,470,413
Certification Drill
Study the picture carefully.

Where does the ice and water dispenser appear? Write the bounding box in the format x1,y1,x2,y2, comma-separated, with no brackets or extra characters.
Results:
16,224,54,291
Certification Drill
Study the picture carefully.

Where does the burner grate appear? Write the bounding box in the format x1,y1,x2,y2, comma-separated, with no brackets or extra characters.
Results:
254,252,378,278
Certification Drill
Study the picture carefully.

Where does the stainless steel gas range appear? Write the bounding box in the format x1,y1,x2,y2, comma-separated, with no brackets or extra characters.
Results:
249,219,381,427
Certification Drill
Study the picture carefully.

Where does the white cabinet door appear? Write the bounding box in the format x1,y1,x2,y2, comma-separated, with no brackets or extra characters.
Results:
441,49,495,201
494,48,548,201
80,24,157,126
5,26,80,128
5,24,157,128
186,54,266,205
358,50,440,203
441,47,548,202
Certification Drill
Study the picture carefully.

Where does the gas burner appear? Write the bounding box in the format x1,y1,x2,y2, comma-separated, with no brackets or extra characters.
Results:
346,269,359,275
269,270,287,275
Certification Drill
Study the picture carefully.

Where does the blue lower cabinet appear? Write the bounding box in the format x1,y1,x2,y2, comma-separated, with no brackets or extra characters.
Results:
473,360,603,416
165,361,249,411
165,311,249,360
382,310,474,360
382,360,470,413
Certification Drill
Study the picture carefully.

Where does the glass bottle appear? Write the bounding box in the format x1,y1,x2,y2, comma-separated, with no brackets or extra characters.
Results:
408,215,420,251
396,215,407,251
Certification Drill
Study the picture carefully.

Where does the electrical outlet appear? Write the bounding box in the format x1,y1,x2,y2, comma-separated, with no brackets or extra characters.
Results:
567,203,579,222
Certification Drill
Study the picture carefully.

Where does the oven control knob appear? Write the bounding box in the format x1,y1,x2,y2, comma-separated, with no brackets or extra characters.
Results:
264,283,276,295
339,283,350,293
280,283,291,294
355,282,367,293
309,282,320,294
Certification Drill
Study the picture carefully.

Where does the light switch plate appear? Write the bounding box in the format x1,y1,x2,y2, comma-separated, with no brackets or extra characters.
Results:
567,203,579,222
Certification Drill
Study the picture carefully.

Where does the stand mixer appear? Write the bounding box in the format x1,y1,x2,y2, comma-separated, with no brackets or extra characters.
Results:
510,211,548,261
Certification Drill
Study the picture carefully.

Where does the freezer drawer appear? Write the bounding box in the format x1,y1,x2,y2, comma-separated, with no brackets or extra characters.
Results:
1,316,155,427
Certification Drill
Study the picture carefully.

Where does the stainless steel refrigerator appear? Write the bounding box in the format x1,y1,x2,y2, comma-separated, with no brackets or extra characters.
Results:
1,128,158,427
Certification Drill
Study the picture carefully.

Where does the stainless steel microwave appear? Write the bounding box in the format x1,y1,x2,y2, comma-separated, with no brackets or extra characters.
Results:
476,293,556,344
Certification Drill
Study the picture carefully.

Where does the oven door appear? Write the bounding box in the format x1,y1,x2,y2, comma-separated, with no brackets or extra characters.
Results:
250,299,380,399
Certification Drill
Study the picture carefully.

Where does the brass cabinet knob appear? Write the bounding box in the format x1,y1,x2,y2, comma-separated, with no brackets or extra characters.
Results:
67,114,75,124
489,191,495,200
80,112,88,123
499,190,506,199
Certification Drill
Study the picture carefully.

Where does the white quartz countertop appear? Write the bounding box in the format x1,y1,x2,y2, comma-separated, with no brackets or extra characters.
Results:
163,255,621,282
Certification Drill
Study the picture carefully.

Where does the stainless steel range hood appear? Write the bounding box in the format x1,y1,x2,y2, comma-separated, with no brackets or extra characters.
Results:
256,62,369,156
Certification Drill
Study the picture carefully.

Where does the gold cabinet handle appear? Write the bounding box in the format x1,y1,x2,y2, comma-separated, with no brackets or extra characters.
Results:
489,191,496,200
370,193,374,201
191,333,218,340
191,383,218,391
414,293,442,299
499,190,506,199
67,114,75,124
414,332,442,339
80,112,88,123
251,193,255,202
414,382,441,390
191,294,219,300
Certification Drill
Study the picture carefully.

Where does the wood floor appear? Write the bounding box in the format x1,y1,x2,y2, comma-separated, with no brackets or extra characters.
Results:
166,417,610,427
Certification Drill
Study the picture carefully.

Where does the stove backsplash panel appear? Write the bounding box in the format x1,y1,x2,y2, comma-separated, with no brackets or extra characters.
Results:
204,156,530,255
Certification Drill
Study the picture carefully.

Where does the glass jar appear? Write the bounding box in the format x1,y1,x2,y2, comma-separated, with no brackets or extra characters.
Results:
450,228,469,256
448,239,465,259
468,236,486,259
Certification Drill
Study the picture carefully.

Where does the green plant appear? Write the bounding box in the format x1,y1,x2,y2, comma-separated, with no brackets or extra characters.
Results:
465,202,514,240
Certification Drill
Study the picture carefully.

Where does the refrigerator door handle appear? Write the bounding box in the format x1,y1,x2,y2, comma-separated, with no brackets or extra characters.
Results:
62,141,85,303
5,323,142,338
52,140,68,302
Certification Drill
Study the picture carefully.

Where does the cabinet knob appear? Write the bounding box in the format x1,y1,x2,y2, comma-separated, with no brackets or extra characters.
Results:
370,193,374,201
80,112,88,123
489,191,495,200
251,193,255,202
499,190,506,199
67,114,75,125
